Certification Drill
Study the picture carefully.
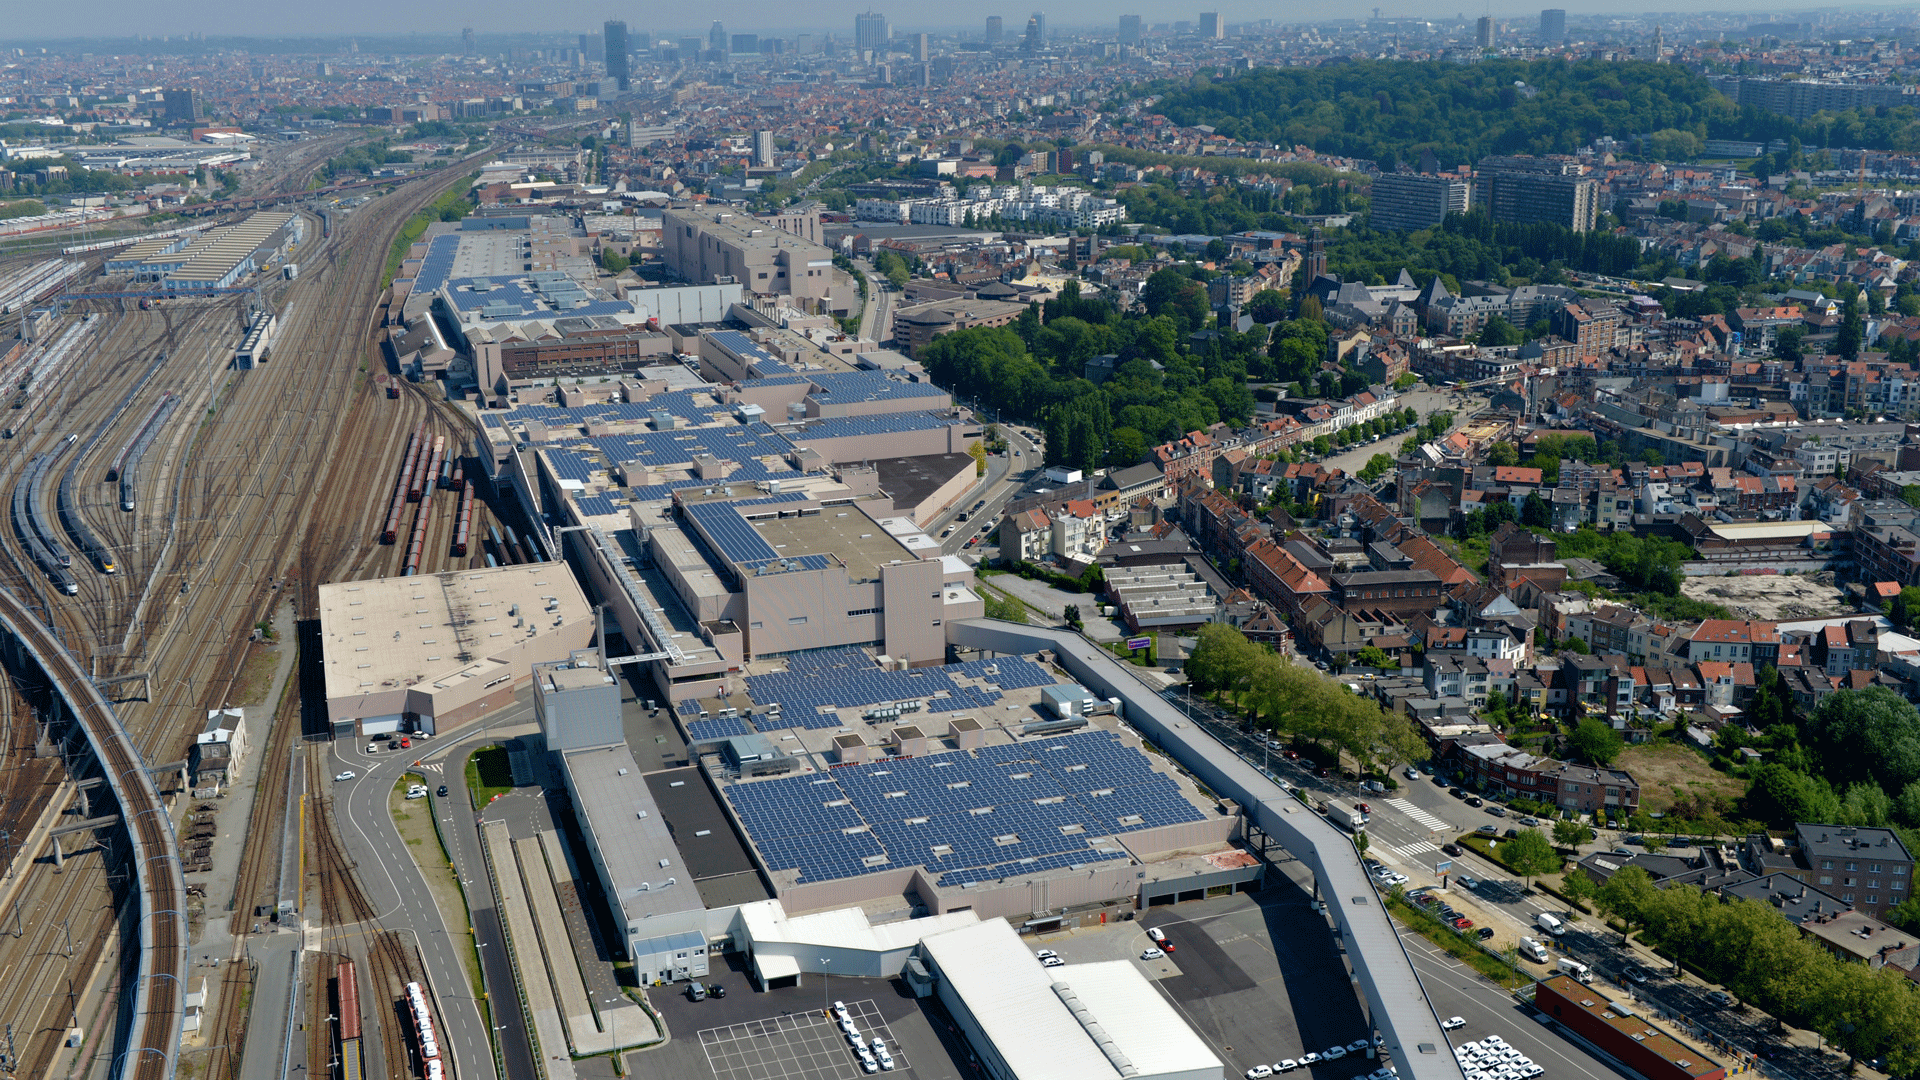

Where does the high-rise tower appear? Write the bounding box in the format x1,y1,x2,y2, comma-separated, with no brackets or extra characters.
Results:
855,11,890,54
986,16,1004,43
1118,15,1142,44
604,20,629,90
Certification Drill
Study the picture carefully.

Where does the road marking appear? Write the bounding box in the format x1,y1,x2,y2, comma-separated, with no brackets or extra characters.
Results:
1385,799,1450,832
1392,841,1439,858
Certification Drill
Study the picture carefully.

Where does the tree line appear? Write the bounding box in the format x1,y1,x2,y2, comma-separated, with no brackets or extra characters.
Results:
1185,625,1429,775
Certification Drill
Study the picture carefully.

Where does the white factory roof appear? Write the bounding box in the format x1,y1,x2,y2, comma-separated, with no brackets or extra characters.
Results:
919,918,1222,1080
737,898,980,953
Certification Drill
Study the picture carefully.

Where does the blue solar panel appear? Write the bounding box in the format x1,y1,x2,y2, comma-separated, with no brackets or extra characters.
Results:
678,699,703,716
686,716,755,741
684,501,779,564
412,234,461,294
782,411,965,442
572,494,621,518
721,724,1201,884
806,372,948,404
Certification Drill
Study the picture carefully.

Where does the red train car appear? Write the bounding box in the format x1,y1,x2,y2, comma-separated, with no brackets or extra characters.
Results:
336,960,360,1043
452,482,473,557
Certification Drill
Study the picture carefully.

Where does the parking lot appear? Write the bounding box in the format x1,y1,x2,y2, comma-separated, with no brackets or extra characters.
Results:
698,999,911,1080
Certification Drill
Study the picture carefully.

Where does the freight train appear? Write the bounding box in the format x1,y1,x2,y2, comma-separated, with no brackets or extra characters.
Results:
404,981,444,1079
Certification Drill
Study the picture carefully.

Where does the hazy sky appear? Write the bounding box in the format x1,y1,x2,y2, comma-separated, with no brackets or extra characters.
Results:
1,1,1893,42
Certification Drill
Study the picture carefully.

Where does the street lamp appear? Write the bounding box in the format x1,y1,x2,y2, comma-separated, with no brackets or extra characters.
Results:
819,957,831,1014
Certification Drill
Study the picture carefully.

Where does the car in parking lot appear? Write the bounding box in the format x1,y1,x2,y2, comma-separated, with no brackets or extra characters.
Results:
1467,796,1485,807
1035,949,1058,960
1248,1068,1275,1079
1503,828,1521,838
1275,1059,1299,1073
1299,1052,1321,1065
1322,1046,1348,1061
1517,817,1541,827
1476,824,1498,835
1441,1017,1466,1031
1476,927,1495,940
1140,947,1165,960
1346,1040,1371,1053
1450,788,1467,799
1413,894,1439,907
1041,955,1064,967
1485,805,1507,817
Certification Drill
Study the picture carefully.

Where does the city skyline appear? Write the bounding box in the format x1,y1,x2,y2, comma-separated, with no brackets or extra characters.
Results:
8,2,1920,39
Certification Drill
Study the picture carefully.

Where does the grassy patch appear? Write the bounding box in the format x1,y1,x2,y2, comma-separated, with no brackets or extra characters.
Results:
466,745,514,808
1616,741,1745,815
382,186,472,287
1100,635,1157,666
230,642,279,705
1385,892,1530,989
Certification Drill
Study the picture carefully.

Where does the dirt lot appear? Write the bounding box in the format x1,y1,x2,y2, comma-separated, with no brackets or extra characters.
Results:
1616,742,1746,818
1679,572,1849,621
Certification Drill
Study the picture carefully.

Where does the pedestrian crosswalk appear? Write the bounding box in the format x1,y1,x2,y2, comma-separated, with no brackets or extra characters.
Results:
1392,841,1439,859
1386,799,1450,832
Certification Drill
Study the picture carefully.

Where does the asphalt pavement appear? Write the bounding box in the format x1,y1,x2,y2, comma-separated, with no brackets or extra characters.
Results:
1160,684,1861,1080
329,699,552,1080
1318,389,1487,476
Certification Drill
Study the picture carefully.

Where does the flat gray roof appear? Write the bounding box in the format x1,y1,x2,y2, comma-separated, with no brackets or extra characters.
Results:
562,747,706,923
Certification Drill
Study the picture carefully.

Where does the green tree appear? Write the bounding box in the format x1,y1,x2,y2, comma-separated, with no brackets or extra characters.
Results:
1357,453,1395,482
981,590,1027,623
1561,865,1599,910
968,439,988,476
1887,895,1920,934
1805,687,1920,793
1642,834,1668,855
1063,603,1082,627
1246,288,1288,324
1355,645,1394,669
1595,864,1659,932
1567,717,1625,765
1838,297,1864,361
1501,828,1561,888
1486,441,1520,467
1774,326,1805,364
600,248,629,275
1553,819,1596,849
1476,314,1522,346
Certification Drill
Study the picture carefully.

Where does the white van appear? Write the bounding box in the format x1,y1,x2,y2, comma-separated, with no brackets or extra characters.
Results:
1557,957,1593,983
1519,937,1549,963
1536,912,1566,937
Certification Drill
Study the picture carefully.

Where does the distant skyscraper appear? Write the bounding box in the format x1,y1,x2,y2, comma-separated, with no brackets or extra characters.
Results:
604,21,629,89
580,32,605,62
855,10,890,54
462,27,475,56
1476,15,1495,47
1538,8,1565,41
1199,12,1224,39
912,33,930,61
730,33,758,55
162,88,202,123
1119,15,1142,44
755,130,775,168
709,21,728,52
986,16,1004,43
1307,228,1326,279
1650,24,1665,61
1024,12,1045,51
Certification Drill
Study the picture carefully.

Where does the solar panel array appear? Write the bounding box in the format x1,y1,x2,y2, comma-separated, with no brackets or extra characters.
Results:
784,412,966,441
721,730,1205,884
684,501,780,564
545,448,602,485
806,372,949,404
686,715,755,741
678,699,703,717
412,234,461,294
741,553,834,575
572,494,622,519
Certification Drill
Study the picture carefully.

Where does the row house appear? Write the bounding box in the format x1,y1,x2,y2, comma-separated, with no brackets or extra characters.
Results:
1244,537,1332,618
1453,742,1642,816
1686,619,1782,665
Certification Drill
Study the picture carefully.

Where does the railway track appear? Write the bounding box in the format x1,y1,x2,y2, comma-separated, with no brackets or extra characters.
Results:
0,146,497,1079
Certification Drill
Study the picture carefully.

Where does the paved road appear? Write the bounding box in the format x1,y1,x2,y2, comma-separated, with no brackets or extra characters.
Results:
1161,685,1862,1080
853,259,897,343
933,424,1042,557
1319,389,1487,476
329,700,549,1080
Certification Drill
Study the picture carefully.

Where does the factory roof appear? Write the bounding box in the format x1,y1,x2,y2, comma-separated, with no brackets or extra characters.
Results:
316,564,592,705
560,745,705,923
919,918,1222,1080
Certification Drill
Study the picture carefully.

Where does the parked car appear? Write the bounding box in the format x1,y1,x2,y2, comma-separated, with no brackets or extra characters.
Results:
1476,824,1498,835
1323,1046,1348,1061
1467,796,1486,808
1041,956,1064,967
1140,948,1165,960
1414,894,1439,908
334,771,356,782
1450,788,1468,800
1451,916,1474,930
1347,1040,1371,1053
1517,817,1541,827
1248,1069,1275,1079
1476,927,1495,940
1441,1017,1467,1031
1485,806,1508,818
1503,828,1521,838
1299,1053,1321,1065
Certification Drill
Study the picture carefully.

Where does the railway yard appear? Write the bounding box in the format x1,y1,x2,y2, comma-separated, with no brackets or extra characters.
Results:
0,136,515,1080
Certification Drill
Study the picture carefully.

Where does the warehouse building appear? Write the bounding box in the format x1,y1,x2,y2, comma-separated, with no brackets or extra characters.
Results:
919,917,1223,1080
1532,975,1724,1080
317,563,594,737
129,211,294,289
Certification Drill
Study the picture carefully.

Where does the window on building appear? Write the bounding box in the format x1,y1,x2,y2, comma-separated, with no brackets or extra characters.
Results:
787,616,808,625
